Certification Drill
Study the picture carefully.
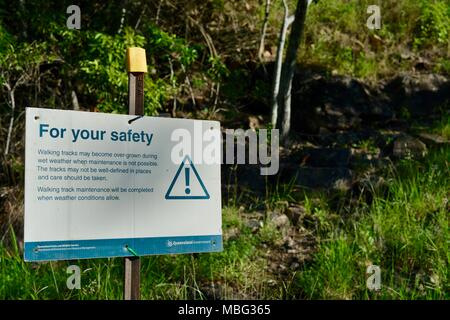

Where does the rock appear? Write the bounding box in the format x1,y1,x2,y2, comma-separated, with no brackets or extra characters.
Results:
289,262,301,271
287,70,448,133
297,148,351,167
270,213,290,229
313,129,380,148
279,146,354,192
383,73,449,117
281,166,353,191
200,283,223,300
285,205,306,226
392,135,427,159
384,119,411,131
283,236,296,249
245,219,262,232
224,227,240,241
243,211,265,220
222,163,267,196
417,133,449,146
290,72,393,133
351,147,381,160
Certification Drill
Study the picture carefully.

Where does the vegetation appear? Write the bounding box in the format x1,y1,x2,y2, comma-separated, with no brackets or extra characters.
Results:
1,145,448,299
0,0,449,300
297,146,449,299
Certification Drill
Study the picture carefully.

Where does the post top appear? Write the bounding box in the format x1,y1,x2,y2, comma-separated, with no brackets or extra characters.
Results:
126,47,148,73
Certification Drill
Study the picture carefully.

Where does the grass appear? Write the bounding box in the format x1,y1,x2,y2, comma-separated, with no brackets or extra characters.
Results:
2,146,448,299
0,206,277,300
433,113,450,140
0,0,448,301
296,146,449,299
299,0,450,79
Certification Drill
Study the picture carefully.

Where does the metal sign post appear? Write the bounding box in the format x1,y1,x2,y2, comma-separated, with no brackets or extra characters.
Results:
124,47,147,300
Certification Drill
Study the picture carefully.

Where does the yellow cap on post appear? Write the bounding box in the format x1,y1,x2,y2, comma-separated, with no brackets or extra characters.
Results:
126,47,148,73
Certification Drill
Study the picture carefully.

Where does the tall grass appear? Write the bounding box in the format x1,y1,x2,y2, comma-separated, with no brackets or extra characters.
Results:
1,145,448,299
296,146,449,299
300,0,449,79
0,206,278,300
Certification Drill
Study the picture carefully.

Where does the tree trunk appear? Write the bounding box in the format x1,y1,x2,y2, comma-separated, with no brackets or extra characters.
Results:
71,90,80,110
270,0,290,128
278,0,308,145
258,0,271,62
4,87,16,156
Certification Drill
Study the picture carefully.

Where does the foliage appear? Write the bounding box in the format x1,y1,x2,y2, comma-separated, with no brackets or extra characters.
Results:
414,0,450,48
0,4,205,116
0,207,272,299
302,0,449,79
0,0,449,301
207,56,230,82
0,37,50,90
1,146,448,299
296,147,450,299
40,23,197,115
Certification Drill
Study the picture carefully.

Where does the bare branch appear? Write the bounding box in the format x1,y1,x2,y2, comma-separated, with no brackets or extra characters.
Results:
4,88,16,156
258,0,272,61
155,0,163,26
13,72,31,91
118,7,126,34
181,63,196,108
3,82,12,92
168,58,177,117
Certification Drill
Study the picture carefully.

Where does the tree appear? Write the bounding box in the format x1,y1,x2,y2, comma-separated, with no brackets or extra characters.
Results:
258,0,272,62
271,0,310,145
0,41,48,155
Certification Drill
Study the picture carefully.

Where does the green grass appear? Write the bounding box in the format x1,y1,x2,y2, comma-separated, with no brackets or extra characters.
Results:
299,0,449,79
433,114,450,140
296,146,449,299
0,207,277,300
0,147,448,299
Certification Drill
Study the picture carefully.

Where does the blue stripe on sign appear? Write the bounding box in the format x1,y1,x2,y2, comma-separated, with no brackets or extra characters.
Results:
24,235,223,262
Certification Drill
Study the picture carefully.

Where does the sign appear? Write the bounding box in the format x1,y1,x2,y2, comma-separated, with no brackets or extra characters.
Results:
24,107,222,261
165,155,210,200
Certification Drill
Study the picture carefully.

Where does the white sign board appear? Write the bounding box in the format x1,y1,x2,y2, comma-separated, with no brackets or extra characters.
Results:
24,108,222,261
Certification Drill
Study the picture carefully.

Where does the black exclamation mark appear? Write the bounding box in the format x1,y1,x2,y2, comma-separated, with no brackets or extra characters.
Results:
185,167,191,194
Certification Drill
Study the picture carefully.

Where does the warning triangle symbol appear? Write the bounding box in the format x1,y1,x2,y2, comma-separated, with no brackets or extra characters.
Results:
165,155,210,200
